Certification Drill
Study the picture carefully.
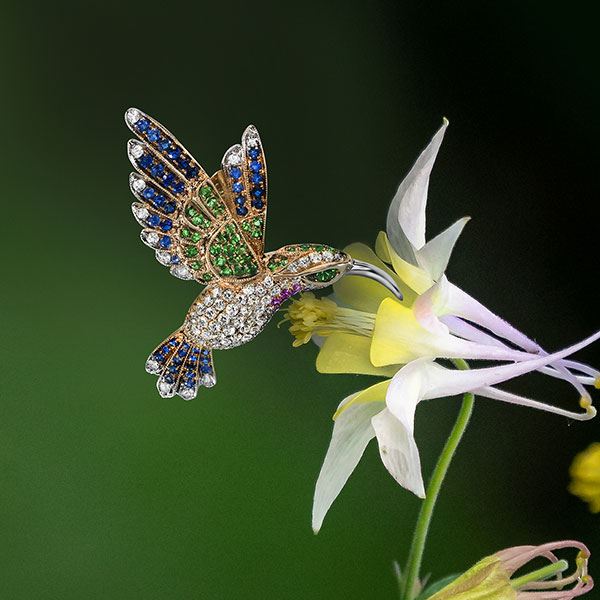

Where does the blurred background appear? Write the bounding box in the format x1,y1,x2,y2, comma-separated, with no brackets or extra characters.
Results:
1,1,599,598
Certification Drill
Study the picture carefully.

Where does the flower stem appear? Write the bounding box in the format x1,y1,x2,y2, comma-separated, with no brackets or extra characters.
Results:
510,559,568,589
400,359,474,600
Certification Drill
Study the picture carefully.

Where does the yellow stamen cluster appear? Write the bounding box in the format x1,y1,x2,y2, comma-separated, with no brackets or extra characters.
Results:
279,292,375,347
569,442,600,512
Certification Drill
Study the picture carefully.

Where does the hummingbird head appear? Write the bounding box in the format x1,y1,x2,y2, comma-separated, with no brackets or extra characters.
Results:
264,244,352,290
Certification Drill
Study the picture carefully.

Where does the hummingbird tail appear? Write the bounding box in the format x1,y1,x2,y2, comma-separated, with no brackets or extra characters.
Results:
144,327,216,400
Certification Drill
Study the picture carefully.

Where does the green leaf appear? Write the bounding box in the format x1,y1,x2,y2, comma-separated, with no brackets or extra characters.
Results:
414,574,460,600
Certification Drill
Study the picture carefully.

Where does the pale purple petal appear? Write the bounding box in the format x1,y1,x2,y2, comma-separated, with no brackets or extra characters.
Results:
312,398,383,533
386,119,449,264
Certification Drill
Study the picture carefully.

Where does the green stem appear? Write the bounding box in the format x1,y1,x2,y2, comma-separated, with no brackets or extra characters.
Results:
400,359,474,600
510,559,568,589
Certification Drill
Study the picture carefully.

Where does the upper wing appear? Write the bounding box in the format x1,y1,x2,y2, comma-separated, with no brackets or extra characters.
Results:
125,108,263,283
216,125,268,255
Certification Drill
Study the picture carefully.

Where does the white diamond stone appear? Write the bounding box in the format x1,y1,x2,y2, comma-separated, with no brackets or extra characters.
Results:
243,285,255,295
158,380,175,398
250,326,259,336
260,297,271,309
201,373,216,387
206,307,217,319
179,387,195,400
288,263,298,273
197,316,208,328
130,143,143,159
200,331,211,341
211,287,221,297
225,326,236,336
256,313,268,325
272,286,281,296
145,358,161,374
214,299,225,311
255,285,265,296
156,250,171,266
132,204,149,224
217,313,229,324
242,334,252,343
171,265,192,280
311,253,322,263
126,108,141,124
240,306,251,316
146,231,159,246
225,304,238,316
209,322,220,333
298,257,309,268
235,294,245,305
223,289,234,301
263,276,274,288
203,295,214,307
323,251,333,262
132,178,146,193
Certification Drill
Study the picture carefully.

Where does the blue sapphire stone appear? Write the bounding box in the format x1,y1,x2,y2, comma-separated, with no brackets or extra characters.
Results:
249,160,262,172
139,154,153,168
148,214,160,227
248,147,260,159
235,196,246,205
184,379,195,388
232,182,243,193
162,173,175,187
200,357,210,365
252,200,265,209
136,119,150,132
164,374,174,384
164,202,176,214
230,167,242,180
159,235,172,249
188,355,197,364
252,187,264,198
172,356,183,365
192,348,200,354
173,182,185,194
168,365,178,374
142,187,155,199
147,129,161,142
153,194,166,208
160,219,173,232
201,365,212,374
171,254,180,264
168,147,182,160
154,352,165,362
161,345,170,353
157,138,171,151
186,167,199,179
177,157,189,170
169,339,178,346
236,206,248,216
250,173,263,184
151,163,165,178
201,349,209,356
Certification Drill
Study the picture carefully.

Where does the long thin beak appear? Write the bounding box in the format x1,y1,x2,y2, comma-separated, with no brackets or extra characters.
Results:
345,259,403,301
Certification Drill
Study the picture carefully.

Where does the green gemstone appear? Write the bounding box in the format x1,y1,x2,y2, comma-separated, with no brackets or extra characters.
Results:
241,222,252,232
214,256,226,267
234,264,246,276
200,186,212,198
221,267,233,276
210,244,220,255
252,217,263,227
192,215,202,226
206,198,216,208
186,206,196,217
314,245,325,252
213,206,225,216
300,244,310,251
190,232,201,243
191,261,201,270
202,273,213,282
251,229,262,238
247,263,258,275
181,228,190,238
268,261,278,271
231,233,241,243
286,246,297,252
315,269,338,282
185,246,198,257
225,223,236,234
279,258,288,266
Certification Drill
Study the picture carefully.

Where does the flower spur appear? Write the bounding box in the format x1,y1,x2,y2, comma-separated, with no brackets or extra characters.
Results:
124,108,401,399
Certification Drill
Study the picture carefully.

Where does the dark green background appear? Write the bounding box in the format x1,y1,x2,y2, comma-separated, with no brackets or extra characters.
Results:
2,2,599,598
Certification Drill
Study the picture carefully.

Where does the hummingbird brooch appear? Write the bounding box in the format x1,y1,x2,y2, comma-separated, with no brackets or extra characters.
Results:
125,108,402,399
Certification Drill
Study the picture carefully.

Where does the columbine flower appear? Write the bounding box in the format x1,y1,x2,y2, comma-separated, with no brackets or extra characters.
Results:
280,121,600,532
425,541,593,600
569,443,600,513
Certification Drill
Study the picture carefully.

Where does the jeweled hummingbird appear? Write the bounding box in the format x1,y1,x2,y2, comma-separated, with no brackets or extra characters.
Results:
125,108,401,399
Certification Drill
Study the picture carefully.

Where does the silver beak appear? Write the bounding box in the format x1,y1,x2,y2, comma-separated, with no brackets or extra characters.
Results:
345,259,403,301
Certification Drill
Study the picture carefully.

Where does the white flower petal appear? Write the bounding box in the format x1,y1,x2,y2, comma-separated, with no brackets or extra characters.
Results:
312,398,383,533
416,216,470,281
371,408,425,498
386,119,449,264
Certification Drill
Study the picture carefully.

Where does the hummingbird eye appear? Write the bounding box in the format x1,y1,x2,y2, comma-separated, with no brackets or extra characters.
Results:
306,269,339,283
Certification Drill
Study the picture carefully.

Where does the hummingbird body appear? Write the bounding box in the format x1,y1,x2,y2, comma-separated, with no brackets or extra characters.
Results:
125,108,352,399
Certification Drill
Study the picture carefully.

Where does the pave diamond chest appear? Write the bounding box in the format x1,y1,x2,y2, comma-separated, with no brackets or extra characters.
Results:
125,108,353,399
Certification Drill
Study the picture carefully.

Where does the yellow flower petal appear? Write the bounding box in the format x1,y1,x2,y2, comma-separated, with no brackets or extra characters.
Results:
333,242,415,311
333,379,390,419
377,231,433,295
316,332,402,377
371,298,432,366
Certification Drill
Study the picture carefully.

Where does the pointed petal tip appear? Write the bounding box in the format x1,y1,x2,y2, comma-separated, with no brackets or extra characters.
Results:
442,116,450,127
